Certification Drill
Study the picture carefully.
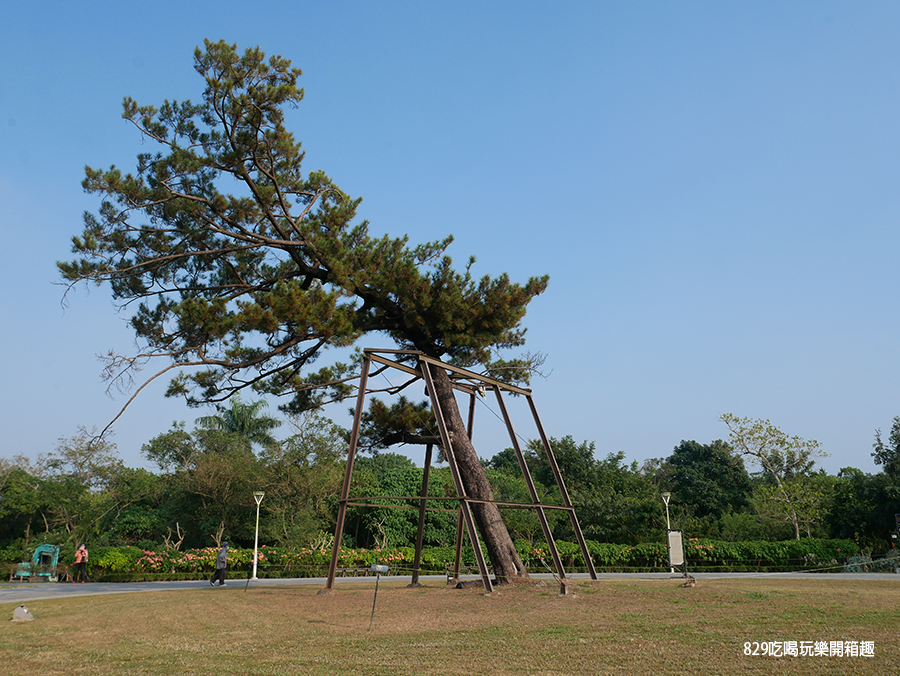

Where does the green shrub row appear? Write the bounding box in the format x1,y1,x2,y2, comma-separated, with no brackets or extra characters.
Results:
515,538,858,571
46,537,858,581
582,537,858,569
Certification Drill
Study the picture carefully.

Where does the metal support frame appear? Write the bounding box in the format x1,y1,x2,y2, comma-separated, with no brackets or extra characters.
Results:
320,348,598,595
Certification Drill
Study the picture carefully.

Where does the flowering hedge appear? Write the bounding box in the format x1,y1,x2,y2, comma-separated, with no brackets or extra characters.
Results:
82,537,859,581
578,537,858,571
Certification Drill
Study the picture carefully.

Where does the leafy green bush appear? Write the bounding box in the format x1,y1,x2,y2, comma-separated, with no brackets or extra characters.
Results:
62,537,862,582
0,543,28,565
92,546,144,572
587,541,630,566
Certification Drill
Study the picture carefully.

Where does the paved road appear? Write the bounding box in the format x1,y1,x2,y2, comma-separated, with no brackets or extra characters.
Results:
2,572,897,606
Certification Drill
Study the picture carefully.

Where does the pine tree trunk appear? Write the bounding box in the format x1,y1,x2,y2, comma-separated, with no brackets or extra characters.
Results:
430,366,529,584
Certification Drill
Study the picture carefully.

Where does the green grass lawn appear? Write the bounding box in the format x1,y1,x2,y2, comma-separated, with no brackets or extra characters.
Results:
2,578,897,675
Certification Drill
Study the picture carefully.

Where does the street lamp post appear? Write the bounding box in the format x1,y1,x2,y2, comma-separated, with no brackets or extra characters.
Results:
252,491,265,580
661,492,673,573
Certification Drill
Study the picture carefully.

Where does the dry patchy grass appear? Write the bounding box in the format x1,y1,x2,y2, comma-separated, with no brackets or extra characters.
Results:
2,578,898,675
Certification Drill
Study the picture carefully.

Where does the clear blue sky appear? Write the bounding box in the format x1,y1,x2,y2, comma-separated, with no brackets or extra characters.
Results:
2,1,898,475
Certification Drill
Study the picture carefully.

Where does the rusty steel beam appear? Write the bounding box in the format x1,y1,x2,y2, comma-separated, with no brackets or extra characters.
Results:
346,495,458,503
491,384,569,594
417,353,532,396
367,351,421,379
467,389,477,441
343,502,456,513
419,358,494,594
346,497,574,511
321,354,372,593
367,351,478,396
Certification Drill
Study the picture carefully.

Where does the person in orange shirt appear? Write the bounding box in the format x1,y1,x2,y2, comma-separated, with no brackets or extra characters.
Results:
72,544,89,584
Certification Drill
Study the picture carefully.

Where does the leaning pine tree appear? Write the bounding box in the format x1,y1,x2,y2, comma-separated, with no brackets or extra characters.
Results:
59,40,548,584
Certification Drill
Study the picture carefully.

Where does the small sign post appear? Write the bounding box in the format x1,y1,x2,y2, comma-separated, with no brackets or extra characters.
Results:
369,564,390,630
666,529,688,578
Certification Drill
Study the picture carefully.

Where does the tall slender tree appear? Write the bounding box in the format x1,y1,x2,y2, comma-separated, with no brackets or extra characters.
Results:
872,416,900,481
719,414,827,540
59,40,546,582
196,397,282,451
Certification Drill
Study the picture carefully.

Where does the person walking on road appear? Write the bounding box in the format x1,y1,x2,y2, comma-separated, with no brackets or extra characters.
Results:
72,544,89,584
210,542,229,587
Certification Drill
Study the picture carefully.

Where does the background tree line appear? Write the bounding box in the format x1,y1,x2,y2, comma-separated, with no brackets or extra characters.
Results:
3,404,899,564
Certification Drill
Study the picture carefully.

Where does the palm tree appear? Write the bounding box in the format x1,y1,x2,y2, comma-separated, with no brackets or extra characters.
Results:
196,397,282,451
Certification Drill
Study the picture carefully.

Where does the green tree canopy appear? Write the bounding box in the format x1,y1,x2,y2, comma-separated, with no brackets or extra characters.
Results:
489,439,660,544
663,439,752,519
142,421,263,545
827,467,900,550
347,453,457,548
357,396,438,452
257,411,348,546
196,396,282,451
47,429,123,491
873,416,900,481
0,467,48,547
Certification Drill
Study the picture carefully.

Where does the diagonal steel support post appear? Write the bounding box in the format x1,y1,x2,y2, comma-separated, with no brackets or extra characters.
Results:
526,395,598,580
491,385,569,594
320,354,372,593
419,359,494,593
